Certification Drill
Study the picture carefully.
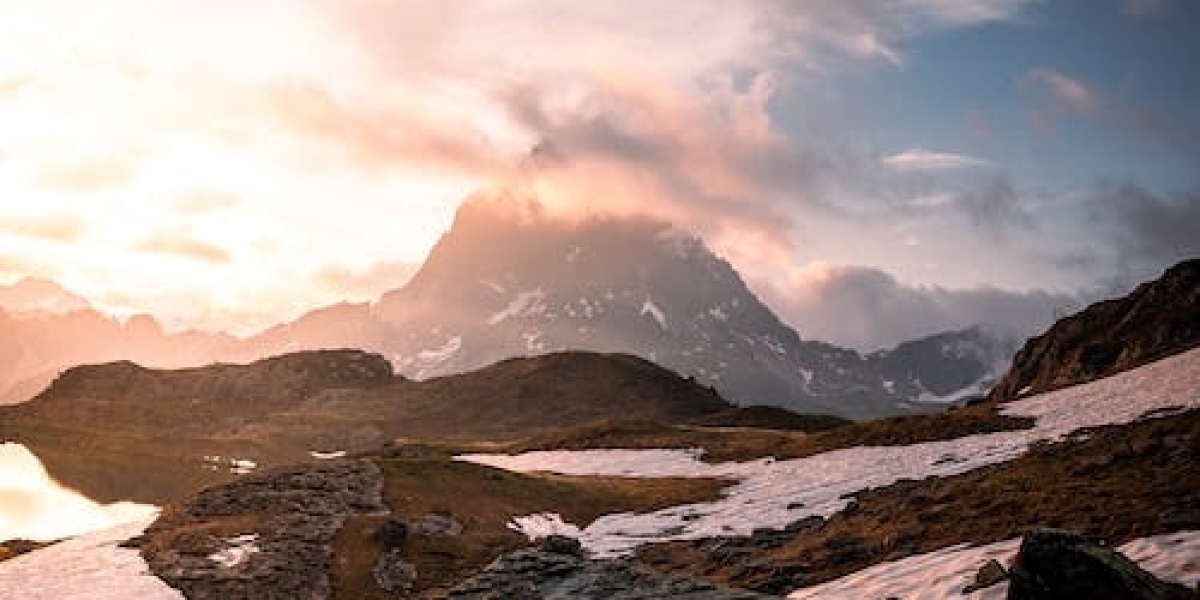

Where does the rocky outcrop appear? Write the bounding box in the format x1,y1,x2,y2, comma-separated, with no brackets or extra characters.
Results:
1007,528,1196,600
448,546,778,599
991,259,1199,401
135,460,387,600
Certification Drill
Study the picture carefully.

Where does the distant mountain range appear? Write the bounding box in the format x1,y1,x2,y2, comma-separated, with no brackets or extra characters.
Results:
0,196,1021,418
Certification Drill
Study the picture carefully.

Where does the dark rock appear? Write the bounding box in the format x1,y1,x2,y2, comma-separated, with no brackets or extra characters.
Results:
1007,528,1195,600
371,518,407,548
539,534,585,557
963,558,1007,593
448,548,775,599
373,548,418,592
138,460,388,600
416,512,464,536
823,534,870,566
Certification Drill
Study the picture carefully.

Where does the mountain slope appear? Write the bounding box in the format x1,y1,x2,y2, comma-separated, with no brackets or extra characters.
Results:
253,196,1018,419
0,350,744,503
990,258,1199,401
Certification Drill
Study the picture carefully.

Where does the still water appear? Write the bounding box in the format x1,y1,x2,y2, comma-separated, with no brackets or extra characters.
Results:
0,443,156,542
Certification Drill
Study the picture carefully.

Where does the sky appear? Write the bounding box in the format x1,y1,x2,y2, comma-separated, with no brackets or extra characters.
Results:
0,0,1197,349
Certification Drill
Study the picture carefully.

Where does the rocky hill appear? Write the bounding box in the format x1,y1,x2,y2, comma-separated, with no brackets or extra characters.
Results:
990,258,1199,401
0,350,761,503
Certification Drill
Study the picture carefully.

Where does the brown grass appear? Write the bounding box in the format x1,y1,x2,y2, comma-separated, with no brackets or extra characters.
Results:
329,456,732,599
508,401,1031,463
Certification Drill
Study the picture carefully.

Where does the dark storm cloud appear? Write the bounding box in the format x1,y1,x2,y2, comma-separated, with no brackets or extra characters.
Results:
1098,183,1200,284
765,264,1076,351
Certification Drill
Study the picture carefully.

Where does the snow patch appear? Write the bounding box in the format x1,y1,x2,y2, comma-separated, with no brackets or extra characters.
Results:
522,329,546,352
478,279,506,295
0,516,184,599
462,347,1200,557
308,450,347,460
207,534,260,569
416,336,462,364
487,289,546,325
507,513,583,539
203,455,257,475
640,299,668,330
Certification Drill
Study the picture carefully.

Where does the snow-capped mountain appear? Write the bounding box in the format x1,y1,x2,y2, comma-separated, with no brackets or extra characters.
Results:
254,195,1018,419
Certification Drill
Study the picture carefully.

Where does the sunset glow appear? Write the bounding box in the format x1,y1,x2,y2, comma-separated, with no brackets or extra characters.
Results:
0,1,1196,345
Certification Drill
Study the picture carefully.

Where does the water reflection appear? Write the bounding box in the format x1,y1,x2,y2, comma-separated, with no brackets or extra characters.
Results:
0,443,157,542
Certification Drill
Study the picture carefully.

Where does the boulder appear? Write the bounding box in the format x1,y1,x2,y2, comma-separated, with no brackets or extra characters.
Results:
963,558,1007,593
1007,528,1195,600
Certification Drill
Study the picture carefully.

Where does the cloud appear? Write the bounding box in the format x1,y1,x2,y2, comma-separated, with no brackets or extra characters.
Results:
0,215,85,243
764,262,1076,350
1020,68,1103,117
137,235,231,264
1095,184,1200,282
263,82,502,175
882,148,992,171
1120,0,1178,16
32,155,139,191
170,189,241,214
313,261,418,300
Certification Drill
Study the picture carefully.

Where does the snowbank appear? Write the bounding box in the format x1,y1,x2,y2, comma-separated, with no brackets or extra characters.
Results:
0,517,183,599
462,347,1200,556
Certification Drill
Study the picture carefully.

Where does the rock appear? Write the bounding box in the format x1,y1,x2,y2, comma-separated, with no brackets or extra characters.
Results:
137,460,388,600
371,518,407,548
539,534,585,557
1007,528,1195,600
416,512,464,536
448,548,775,599
963,558,1007,593
373,548,418,592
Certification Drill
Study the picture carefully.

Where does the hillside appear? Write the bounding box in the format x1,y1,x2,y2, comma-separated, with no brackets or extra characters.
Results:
990,258,1200,400
0,350,753,503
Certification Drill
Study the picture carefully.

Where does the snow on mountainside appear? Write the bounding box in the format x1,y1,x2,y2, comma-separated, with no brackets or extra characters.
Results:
253,195,1017,419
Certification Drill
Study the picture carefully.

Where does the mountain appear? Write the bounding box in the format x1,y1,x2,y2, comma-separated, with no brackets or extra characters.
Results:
990,258,1199,401
0,349,751,503
252,195,1019,419
0,308,237,405
0,277,91,315
0,196,1018,418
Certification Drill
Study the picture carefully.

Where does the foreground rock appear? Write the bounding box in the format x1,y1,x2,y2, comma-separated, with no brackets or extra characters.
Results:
449,547,777,599
1007,528,1196,600
135,460,386,600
